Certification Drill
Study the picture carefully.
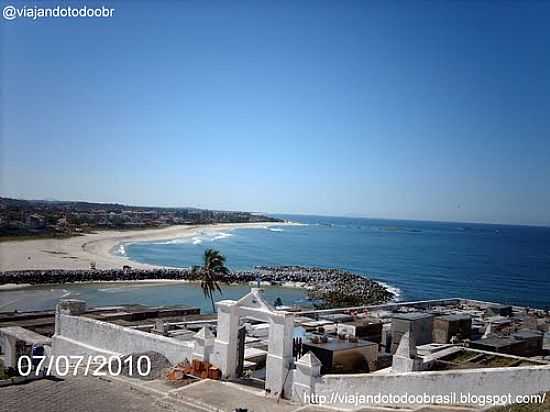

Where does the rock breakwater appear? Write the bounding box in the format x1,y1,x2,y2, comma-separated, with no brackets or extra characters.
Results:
0,266,394,307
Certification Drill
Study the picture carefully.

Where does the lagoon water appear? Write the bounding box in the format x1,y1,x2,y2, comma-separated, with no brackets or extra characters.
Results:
2,215,549,312
0,282,307,313
124,215,550,309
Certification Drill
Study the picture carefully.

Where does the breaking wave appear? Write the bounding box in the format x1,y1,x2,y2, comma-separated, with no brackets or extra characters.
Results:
212,232,233,241
376,281,402,301
151,238,188,245
151,231,234,246
98,287,131,293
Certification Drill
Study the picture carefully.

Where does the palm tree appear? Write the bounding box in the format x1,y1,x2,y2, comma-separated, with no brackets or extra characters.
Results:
192,249,230,313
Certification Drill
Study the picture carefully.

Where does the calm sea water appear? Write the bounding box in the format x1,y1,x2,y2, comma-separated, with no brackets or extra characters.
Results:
0,283,307,313
122,215,550,309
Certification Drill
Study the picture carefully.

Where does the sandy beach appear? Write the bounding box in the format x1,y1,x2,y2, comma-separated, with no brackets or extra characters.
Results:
0,222,287,272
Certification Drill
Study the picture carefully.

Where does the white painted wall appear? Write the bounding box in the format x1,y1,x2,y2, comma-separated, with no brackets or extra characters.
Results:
309,365,550,409
1,335,16,368
53,314,194,364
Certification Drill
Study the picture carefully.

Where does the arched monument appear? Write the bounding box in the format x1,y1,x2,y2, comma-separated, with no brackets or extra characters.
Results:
210,288,295,397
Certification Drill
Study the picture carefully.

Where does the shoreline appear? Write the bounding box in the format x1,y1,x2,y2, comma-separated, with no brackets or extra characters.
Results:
0,222,292,272
0,223,396,309
0,278,312,292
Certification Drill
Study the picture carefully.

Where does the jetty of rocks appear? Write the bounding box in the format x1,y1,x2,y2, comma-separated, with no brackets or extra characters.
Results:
0,266,394,307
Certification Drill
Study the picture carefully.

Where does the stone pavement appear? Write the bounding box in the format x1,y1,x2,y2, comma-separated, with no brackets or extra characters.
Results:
0,375,481,412
171,379,298,412
113,378,479,412
0,375,199,412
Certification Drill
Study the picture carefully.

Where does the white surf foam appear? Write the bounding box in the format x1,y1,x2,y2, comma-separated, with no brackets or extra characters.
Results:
152,231,233,246
211,232,233,241
376,281,402,301
98,287,131,293
151,238,186,245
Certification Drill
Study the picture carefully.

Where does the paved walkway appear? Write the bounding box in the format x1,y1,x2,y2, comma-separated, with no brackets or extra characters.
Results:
110,377,479,412
171,379,298,412
0,375,188,412
0,375,481,412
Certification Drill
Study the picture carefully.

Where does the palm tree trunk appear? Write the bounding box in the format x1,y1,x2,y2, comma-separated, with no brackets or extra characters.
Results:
210,293,216,313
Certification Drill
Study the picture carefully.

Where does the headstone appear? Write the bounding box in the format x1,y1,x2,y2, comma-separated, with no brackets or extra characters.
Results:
482,322,494,339
154,319,166,334
391,331,423,373
396,330,417,358
57,300,86,315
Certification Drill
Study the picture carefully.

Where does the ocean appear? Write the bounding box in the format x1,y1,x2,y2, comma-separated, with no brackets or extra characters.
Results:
123,215,550,309
2,215,549,312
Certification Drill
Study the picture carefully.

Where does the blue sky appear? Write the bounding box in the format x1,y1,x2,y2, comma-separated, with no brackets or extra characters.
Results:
1,0,549,225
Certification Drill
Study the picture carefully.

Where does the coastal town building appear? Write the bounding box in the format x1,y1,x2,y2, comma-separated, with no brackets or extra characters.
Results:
0,197,282,238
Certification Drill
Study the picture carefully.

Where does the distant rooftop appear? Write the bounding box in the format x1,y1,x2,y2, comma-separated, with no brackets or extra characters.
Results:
393,312,434,321
437,314,471,321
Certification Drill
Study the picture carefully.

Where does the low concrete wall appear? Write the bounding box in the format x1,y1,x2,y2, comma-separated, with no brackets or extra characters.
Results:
310,365,550,409
298,298,463,317
52,314,194,364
